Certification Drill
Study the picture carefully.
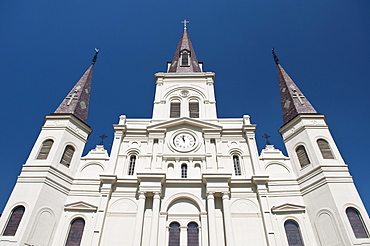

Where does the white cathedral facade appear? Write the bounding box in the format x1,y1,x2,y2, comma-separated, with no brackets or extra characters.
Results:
1,27,370,246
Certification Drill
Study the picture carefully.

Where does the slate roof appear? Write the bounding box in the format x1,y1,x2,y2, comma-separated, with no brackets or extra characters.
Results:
273,50,317,124
53,63,94,123
168,28,202,73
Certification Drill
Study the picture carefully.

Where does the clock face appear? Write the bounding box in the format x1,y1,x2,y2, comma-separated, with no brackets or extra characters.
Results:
173,133,196,150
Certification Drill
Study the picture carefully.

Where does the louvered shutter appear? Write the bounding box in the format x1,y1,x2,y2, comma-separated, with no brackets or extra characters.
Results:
36,140,54,159
170,102,180,118
60,145,75,167
189,102,199,118
317,139,334,159
296,146,310,168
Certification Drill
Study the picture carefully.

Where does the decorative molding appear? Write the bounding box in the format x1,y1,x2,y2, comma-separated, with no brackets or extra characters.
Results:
271,203,305,214
64,201,97,212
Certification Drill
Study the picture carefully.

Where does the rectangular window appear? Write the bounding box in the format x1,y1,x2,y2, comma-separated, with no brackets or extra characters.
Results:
189,102,199,118
170,102,180,118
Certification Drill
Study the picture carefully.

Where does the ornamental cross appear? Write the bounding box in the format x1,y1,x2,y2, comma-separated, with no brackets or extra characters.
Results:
66,89,79,106
181,19,189,29
292,89,305,105
262,133,271,145
99,134,108,145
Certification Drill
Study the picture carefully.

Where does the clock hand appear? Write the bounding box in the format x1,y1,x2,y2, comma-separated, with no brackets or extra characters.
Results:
181,135,185,142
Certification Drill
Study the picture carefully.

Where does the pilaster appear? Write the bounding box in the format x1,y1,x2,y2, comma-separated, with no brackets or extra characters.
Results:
92,174,117,246
133,191,146,246
252,175,273,246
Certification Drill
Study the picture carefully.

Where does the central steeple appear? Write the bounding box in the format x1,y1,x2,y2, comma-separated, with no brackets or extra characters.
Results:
167,22,202,73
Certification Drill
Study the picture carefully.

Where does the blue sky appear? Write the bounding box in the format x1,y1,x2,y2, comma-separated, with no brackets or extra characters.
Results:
0,1,369,213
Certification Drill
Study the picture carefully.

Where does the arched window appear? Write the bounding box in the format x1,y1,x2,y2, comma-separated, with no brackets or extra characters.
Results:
189,101,199,118
233,155,241,176
36,139,54,159
2,206,25,236
168,222,180,246
128,155,136,175
170,101,181,118
295,145,310,168
60,145,75,167
284,220,304,246
317,139,334,159
65,218,85,246
181,164,187,178
181,50,189,66
346,207,369,238
187,222,199,246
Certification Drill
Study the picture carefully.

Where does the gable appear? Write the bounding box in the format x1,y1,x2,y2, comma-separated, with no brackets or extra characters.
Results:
147,117,222,132
271,203,306,214
64,201,98,212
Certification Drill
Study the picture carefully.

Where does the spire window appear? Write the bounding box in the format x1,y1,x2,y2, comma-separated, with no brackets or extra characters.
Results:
180,50,190,66
295,145,310,168
36,139,54,160
189,101,199,118
65,218,85,246
170,101,181,118
60,145,75,167
2,206,25,236
128,155,136,175
317,139,335,159
346,207,369,238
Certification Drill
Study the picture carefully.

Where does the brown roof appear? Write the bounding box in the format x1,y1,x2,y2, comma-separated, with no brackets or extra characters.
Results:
53,64,94,123
275,58,317,124
168,28,202,73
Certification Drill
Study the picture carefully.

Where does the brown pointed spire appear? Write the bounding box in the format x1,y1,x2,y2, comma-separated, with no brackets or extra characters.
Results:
168,23,202,73
54,49,98,123
273,49,317,124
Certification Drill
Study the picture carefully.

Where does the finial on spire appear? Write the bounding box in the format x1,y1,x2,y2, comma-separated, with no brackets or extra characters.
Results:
181,19,189,29
92,48,99,65
272,48,279,65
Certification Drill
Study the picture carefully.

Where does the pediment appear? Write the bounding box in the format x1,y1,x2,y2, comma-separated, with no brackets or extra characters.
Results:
147,117,222,132
271,203,305,214
64,201,98,212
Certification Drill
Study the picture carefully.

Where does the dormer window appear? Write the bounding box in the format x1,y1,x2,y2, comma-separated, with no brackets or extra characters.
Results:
180,50,190,66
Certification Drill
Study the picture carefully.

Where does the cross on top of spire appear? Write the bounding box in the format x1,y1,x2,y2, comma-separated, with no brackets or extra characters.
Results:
181,19,189,29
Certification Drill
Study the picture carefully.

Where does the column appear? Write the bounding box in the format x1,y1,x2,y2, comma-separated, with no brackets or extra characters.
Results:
150,192,161,246
207,192,217,245
133,192,146,246
222,192,235,246
180,225,188,246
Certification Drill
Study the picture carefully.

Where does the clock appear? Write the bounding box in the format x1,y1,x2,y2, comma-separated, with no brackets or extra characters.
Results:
173,133,196,150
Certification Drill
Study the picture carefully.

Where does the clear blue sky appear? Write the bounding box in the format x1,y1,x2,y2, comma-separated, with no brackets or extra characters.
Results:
1,1,369,213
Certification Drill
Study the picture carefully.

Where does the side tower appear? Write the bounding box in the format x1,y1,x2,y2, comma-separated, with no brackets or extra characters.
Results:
274,50,370,245
0,52,97,246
